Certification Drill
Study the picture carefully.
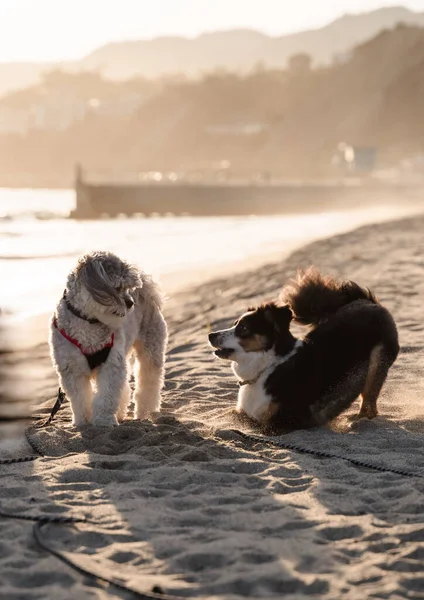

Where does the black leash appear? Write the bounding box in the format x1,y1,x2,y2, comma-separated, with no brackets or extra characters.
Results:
33,522,182,600
0,453,39,465
0,508,182,600
2,384,424,479
2,382,424,599
231,429,424,479
0,507,87,525
1,389,186,600
32,387,67,429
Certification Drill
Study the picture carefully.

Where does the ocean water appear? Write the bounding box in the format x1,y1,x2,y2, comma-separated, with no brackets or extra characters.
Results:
0,188,421,320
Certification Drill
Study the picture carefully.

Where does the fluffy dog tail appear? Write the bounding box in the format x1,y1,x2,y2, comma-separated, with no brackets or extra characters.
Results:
281,267,378,326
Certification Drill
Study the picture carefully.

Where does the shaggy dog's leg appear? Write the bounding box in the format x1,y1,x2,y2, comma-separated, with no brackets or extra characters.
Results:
59,371,92,427
50,330,93,427
92,352,127,427
117,377,131,422
133,343,164,419
133,312,167,420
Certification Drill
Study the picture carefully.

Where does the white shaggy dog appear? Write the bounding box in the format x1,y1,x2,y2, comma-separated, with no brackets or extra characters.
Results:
49,251,167,428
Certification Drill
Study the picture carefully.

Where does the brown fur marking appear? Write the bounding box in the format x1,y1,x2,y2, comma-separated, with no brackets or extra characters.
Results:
239,334,269,353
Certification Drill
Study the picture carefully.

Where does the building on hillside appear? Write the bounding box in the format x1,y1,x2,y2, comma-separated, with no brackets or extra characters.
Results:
332,142,377,174
31,94,87,130
0,72,153,134
94,92,146,117
0,107,30,135
204,121,269,136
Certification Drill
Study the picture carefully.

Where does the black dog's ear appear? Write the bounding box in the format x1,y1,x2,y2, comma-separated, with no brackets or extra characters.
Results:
233,306,255,326
263,303,293,334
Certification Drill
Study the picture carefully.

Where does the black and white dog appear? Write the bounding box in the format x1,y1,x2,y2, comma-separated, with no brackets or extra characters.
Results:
209,269,399,435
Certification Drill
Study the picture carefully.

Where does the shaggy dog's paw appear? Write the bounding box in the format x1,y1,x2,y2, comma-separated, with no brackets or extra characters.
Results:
135,394,161,421
73,421,92,430
72,415,92,429
117,410,128,423
92,414,119,428
135,409,154,421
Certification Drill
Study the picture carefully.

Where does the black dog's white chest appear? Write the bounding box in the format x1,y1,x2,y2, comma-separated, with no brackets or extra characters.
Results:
237,377,273,421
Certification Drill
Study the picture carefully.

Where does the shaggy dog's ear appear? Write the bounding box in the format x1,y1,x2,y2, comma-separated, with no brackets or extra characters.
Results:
79,259,121,306
263,303,293,334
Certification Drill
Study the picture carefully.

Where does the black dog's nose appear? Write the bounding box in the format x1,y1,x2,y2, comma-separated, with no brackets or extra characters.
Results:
125,297,134,309
208,332,218,344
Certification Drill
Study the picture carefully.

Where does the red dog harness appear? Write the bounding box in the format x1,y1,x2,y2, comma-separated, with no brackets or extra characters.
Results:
53,317,114,370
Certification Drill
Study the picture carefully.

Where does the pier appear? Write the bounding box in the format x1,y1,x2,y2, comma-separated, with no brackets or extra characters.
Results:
71,165,424,219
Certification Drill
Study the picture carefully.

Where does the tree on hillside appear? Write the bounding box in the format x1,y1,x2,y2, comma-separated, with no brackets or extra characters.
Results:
288,53,312,75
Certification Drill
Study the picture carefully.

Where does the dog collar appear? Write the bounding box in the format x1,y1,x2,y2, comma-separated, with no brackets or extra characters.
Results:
63,290,101,325
238,368,267,387
53,317,114,370
238,340,303,387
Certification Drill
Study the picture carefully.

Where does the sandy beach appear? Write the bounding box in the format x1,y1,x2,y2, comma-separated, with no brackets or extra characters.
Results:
2,214,424,599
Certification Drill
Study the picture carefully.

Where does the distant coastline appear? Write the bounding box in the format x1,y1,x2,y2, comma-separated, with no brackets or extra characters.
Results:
0,176,71,190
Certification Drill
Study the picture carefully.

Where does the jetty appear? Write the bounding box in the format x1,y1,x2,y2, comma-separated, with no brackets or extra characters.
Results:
71,165,424,219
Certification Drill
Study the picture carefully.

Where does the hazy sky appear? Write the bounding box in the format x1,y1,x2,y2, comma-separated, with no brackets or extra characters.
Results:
1,0,424,62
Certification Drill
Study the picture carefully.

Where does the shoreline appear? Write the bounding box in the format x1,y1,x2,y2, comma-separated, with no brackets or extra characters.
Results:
3,203,424,341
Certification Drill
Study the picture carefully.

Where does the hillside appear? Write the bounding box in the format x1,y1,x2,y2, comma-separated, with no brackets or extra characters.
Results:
83,24,424,176
2,23,424,186
0,62,53,98
0,6,422,96
81,6,424,78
